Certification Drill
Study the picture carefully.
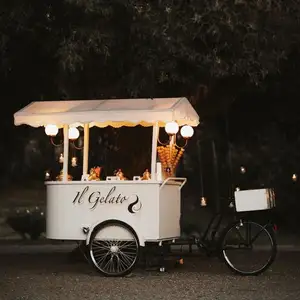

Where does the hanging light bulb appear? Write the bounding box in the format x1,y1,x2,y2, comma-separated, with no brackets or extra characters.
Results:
45,124,58,136
200,197,207,207
71,156,78,167
59,153,64,163
69,127,80,140
240,166,246,174
45,170,50,180
180,125,194,139
292,173,297,182
165,121,179,135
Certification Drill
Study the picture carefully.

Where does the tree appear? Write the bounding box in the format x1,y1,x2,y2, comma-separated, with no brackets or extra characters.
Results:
2,0,300,102
58,1,300,103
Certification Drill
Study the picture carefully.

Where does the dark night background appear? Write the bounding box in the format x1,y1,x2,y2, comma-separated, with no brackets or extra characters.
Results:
1,1,300,234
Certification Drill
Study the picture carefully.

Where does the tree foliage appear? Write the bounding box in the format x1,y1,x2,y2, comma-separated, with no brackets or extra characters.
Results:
1,0,300,99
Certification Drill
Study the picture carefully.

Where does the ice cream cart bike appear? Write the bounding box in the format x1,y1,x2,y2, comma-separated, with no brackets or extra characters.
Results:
14,97,277,277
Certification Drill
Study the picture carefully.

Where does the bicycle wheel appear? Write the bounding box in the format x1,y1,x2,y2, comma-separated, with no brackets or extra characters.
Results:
219,220,277,275
89,220,140,277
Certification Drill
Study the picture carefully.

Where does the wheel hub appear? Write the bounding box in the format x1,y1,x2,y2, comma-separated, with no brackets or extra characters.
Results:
110,245,119,253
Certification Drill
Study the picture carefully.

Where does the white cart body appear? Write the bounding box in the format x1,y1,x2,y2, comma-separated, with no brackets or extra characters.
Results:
46,179,185,246
14,97,200,246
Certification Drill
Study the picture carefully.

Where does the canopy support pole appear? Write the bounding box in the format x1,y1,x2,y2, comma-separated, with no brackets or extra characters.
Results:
63,125,69,181
151,122,159,180
82,123,90,176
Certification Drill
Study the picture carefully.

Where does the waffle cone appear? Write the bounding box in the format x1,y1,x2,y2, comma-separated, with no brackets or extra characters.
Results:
157,145,185,178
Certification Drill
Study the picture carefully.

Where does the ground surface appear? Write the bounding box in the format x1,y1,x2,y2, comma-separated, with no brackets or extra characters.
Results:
1,243,300,300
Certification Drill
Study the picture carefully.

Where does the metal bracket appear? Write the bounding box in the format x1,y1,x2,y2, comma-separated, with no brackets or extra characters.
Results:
160,177,187,190
82,227,90,234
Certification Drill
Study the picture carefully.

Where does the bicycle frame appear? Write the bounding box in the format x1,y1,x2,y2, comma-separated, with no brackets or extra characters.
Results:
196,208,277,254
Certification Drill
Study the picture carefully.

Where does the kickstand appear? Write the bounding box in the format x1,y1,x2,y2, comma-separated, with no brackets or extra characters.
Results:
77,241,90,262
159,243,166,272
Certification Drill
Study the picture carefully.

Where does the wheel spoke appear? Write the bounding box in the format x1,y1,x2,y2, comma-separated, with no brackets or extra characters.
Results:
118,256,128,272
119,251,135,266
103,257,112,270
94,251,110,267
92,244,110,251
119,241,135,248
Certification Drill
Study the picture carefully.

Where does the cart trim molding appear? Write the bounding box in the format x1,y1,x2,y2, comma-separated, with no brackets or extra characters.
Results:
45,180,163,185
14,97,199,128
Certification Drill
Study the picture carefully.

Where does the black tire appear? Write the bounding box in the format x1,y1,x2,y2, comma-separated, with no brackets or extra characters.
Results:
219,220,277,276
89,220,140,277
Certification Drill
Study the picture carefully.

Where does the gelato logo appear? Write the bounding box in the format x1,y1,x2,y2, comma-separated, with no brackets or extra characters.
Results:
72,186,142,213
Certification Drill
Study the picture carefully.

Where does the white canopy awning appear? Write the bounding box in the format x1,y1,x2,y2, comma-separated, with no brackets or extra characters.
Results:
14,97,199,128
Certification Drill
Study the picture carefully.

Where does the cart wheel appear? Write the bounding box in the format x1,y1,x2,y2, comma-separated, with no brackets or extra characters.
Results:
220,220,277,276
89,220,140,277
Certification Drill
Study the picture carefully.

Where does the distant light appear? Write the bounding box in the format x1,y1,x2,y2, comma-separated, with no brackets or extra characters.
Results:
292,173,297,182
240,166,246,174
200,197,207,207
